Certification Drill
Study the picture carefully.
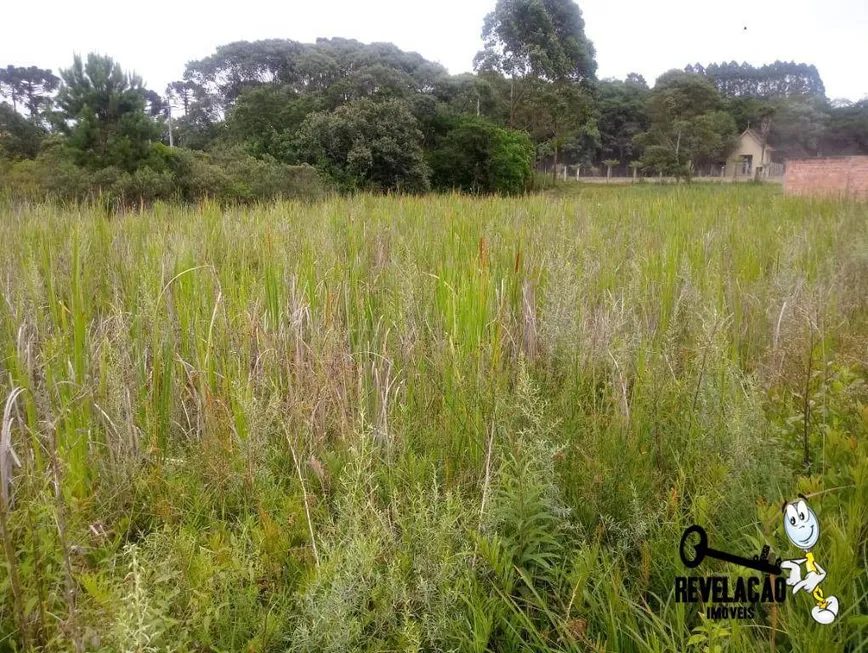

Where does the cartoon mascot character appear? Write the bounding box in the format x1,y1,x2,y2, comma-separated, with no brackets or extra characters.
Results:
779,496,838,625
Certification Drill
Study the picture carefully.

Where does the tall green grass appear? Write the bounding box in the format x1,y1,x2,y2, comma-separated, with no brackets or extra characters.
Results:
0,185,866,651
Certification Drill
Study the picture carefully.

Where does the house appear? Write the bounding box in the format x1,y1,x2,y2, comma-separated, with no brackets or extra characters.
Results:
722,128,782,178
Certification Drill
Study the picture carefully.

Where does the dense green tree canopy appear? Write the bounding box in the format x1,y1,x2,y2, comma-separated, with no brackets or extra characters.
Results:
767,95,830,157
521,78,595,175
822,100,868,155
687,61,826,99
637,70,736,177
475,0,596,81
183,38,449,116
475,0,596,134
428,115,533,194
595,75,649,162
647,70,720,122
226,86,324,160
295,98,430,192
2,3,867,197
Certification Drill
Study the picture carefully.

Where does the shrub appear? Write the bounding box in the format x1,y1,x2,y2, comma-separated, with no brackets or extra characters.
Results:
112,167,177,204
178,146,329,202
0,143,329,205
489,127,534,195
296,99,430,193
428,116,533,195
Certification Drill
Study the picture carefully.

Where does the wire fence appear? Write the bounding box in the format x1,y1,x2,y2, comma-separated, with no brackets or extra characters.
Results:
537,161,786,182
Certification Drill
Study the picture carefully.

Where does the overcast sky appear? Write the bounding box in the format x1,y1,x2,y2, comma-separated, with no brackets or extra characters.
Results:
2,0,866,101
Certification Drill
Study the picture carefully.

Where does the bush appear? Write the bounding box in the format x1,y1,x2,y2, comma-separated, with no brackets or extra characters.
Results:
178,146,329,202
296,99,430,193
428,116,533,195
0,142,330,205
113,167,177,204
489,128,535,195
0,141,91,201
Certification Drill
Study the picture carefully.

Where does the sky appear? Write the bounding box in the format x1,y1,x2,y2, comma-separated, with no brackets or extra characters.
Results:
2,0,866,102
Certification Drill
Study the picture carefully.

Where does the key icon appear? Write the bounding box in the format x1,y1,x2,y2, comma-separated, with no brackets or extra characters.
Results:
679,525,782,576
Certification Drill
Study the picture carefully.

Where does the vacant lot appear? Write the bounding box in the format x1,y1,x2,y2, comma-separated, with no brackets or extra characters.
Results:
1,185,866,651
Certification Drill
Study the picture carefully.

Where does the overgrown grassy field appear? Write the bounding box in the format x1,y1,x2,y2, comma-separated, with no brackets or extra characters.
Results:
1,185,867,652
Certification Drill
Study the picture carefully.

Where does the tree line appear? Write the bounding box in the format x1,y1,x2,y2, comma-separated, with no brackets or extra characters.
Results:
2,0,867,201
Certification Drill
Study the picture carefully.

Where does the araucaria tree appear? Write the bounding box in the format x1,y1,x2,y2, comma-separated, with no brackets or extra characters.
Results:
0,65,59,122
55,54,161,171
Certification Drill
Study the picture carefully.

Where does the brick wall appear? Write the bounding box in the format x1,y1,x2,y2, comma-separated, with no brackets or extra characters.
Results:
784,156,868,199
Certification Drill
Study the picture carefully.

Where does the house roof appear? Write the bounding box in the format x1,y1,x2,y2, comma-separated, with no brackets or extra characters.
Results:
741,128,774,150
718,128,777,164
